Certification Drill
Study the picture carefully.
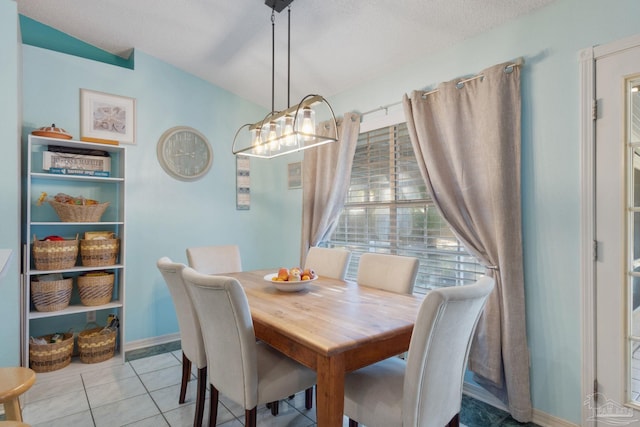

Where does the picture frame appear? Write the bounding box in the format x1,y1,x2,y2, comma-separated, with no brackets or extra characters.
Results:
288,162,302,189
80,89,136,145
236,155,251,210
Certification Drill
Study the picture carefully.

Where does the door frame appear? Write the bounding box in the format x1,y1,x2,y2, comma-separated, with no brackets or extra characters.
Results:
580,33,640,426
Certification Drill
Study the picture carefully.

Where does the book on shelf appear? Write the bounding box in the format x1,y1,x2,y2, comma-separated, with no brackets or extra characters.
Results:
48,145,110,157
43,151,111,173
48,167,110,177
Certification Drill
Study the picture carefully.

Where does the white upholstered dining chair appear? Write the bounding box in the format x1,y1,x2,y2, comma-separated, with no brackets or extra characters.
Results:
181,267,317,427
356,253,419,294
344,276,495,427
304,246,351,280
186,244,242,275
156,257,207,427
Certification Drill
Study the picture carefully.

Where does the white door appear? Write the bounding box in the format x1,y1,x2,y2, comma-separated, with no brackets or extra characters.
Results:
594,41,640,425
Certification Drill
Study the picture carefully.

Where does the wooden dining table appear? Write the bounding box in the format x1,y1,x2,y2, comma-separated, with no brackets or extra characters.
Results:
224,269,423,427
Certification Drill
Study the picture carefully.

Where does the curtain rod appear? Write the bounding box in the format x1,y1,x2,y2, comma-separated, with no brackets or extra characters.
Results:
360,58,524,118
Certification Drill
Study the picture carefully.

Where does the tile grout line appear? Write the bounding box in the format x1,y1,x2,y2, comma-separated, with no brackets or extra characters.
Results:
126,358,173,427
80,374,98,427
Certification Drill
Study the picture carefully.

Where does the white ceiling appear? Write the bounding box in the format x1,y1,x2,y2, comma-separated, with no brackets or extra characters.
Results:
17,0,555,110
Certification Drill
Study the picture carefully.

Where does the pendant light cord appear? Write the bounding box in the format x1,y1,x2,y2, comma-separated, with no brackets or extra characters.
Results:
270,6,292,112
271,8,275,114
287,6,291,109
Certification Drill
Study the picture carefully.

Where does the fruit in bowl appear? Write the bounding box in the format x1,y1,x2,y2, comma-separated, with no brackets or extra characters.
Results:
272,267,317,282
277,268,289,281
301,268,316,281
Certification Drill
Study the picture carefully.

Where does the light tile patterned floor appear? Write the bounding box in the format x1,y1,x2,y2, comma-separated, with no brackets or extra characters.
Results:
22,350,320,427
16,344,528,426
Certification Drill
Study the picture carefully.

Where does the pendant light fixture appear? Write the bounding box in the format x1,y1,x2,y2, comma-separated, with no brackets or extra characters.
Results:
232,0,338,159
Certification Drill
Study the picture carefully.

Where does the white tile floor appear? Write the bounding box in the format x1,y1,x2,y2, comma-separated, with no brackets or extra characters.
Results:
21,350,322,427
20,350,471,427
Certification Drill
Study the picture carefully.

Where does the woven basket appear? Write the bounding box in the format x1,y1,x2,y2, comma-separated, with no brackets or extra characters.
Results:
32,235,78,270
78,273,114,306
31,278,73,312
29,332,74,372
49,200,109,222
78,326,117,363
80,238,120,267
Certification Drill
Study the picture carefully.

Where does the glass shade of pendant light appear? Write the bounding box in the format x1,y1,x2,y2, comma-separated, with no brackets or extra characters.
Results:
266,121,280,151
281,114,295,146
232,1,337,159
298,106,315,140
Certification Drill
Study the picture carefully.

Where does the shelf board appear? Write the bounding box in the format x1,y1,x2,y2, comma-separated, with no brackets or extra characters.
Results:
30,221,124,226
29,135,125,154
30,172,124,183
28,264,124,275
29,301,123,319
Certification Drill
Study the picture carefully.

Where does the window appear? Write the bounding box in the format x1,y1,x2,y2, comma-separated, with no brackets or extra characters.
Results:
323,122,483,293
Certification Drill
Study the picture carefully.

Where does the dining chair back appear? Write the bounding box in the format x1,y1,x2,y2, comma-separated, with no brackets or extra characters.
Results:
182,267,317,427
186,244,242,275
356,253,419,294
156,257,207,426
304,247,351,280
344,276,495,427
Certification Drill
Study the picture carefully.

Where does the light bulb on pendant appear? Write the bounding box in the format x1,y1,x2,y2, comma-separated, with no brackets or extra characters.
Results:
298,106,315,142
253,128,265,154
282,114,295,146
267,121,280,151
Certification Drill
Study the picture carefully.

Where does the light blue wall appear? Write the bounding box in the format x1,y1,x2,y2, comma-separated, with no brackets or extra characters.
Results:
4,0,640,423
328,0,639,423
0,0,21,367
19,45,304,342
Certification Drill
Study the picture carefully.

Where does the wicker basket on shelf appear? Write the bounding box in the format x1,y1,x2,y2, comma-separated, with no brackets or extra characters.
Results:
32,235,78,270
29,332,74,372
80,238,120,267
78,326,117,364
78,273,114,306
30,278,73,312
49,200,109,222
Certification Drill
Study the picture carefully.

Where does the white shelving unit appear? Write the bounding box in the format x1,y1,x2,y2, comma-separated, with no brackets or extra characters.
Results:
21,135,126,368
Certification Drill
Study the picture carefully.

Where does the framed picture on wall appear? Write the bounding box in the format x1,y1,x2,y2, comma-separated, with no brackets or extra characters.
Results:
80,89,136,144
288,162,302,189
236,155,250,210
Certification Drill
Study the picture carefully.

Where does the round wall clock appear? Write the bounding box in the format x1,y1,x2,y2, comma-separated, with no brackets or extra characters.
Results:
157,126,213,181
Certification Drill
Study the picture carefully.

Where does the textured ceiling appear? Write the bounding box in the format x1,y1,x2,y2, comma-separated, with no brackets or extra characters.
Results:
17,0,555,110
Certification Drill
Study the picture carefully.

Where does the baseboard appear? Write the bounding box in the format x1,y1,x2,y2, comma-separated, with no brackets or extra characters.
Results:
462,382,579,427
124,333,180,352
531,409,579,427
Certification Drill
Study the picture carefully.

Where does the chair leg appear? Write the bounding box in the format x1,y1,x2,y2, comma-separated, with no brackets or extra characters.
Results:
348,419,358,427
305,386,313,409
3,397,23,421
269,400,279,416
194,366,207,427
446,413,460,427
246,407,257,427
209,385,219,427
180,351,192,404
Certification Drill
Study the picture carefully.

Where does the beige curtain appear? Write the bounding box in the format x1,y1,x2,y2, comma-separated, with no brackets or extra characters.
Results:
402,61,531,422
300,112,360,263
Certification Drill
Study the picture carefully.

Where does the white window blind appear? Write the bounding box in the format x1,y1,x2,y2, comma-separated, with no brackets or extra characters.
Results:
324,122,484,292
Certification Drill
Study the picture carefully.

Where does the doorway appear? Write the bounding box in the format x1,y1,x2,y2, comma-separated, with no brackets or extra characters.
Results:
582,34,640,426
